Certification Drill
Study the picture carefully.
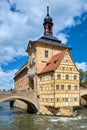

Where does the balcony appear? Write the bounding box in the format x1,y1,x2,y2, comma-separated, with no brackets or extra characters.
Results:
28,69,37,77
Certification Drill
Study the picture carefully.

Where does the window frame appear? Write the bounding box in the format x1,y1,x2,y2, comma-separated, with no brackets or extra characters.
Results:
40,77,42,82
66,75,69,80
51,75,53,80
56,85,59,90
45,50,48,58
74,98,77,102
61,85,64,90
68,85,71,90
74,75,77,80
57,74,61,80
75,85,78,90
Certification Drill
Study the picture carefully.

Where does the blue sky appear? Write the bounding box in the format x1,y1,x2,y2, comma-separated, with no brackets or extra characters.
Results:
0,0,87,90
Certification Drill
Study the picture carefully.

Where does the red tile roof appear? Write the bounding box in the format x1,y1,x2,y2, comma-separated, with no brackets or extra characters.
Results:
39,50,67,74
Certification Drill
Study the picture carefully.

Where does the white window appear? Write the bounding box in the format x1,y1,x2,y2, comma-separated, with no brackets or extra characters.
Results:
75,85,78,90
66,59,68,63
62,67,65,70
61,85,64,90
51,75,53,80
56,85,59,90
70,68,72,71
40,86,42,90
40,77,42,82
74,98,77,101
66,75,69,80
68,85,71,90
45,50,48,58
57,74,61,79
57,98,59,102
74,75,77,80
51,85,54,90
65,98,68,102
50,98,53,103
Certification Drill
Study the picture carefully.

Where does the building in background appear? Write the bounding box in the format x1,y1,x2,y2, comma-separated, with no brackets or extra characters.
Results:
14,6,80,116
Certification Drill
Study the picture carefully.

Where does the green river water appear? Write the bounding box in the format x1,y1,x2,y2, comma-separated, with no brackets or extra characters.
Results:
0,102,87,130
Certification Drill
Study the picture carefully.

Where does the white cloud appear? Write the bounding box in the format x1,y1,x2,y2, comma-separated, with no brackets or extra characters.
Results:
0,0,87,65
0,67,17,90
76,62,87,71
57,33,68,44
0,0,87,89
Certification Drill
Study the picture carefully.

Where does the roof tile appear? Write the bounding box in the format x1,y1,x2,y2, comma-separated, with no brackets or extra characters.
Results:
39,50,67,74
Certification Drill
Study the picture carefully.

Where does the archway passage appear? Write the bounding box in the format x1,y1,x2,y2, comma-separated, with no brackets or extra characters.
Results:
0,97,38,114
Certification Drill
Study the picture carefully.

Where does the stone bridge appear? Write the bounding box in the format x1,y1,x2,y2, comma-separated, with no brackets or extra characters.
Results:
0,89,87,112
80,89,87,102
0,90,39,113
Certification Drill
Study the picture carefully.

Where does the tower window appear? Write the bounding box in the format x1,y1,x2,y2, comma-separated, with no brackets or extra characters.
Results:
45,50,48,58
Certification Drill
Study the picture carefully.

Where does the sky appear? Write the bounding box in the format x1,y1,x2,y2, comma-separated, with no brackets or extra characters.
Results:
0,0,87,90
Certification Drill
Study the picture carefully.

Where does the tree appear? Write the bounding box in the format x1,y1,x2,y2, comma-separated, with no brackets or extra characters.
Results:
79,69,87,87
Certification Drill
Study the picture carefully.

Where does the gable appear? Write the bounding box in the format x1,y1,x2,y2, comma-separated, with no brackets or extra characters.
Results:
57,51,79,73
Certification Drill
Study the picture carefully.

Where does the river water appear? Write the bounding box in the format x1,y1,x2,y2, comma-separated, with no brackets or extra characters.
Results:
0,103,87,130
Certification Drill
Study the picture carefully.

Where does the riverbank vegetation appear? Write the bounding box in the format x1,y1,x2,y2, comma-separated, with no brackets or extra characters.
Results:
79,69,87,88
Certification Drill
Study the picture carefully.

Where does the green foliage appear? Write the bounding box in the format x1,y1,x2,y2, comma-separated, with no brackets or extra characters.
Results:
79,69,87,88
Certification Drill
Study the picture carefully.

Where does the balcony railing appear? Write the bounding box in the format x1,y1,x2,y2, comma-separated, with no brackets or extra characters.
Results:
28,69,37,76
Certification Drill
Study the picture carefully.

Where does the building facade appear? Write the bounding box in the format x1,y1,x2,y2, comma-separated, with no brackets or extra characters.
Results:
14,6,80,115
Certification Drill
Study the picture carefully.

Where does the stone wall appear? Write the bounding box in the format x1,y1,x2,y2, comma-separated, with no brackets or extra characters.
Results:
14,68,29,90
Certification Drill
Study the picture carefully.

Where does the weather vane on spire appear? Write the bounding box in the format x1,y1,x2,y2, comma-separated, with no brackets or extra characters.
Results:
47,5,49,16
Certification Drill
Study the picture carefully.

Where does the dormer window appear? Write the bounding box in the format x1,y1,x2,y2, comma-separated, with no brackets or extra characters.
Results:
45,50,48,58
54,60,58,64
46,62,50,66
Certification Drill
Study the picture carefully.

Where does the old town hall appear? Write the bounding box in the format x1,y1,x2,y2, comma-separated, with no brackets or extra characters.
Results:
14,6,80,115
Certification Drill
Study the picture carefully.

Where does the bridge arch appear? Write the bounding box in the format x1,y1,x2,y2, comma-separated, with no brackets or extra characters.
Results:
81,94,87,103
0,95,38,113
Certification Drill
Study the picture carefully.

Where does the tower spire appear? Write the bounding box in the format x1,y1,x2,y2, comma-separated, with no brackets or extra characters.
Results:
43,6,53,35
47,6,49,16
